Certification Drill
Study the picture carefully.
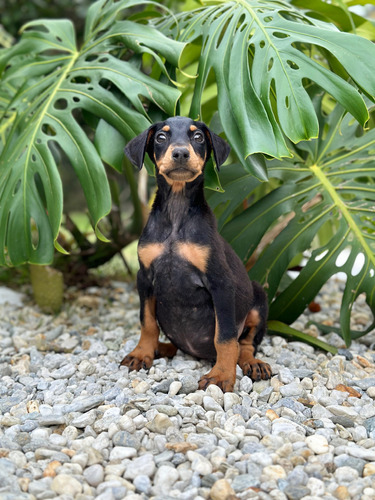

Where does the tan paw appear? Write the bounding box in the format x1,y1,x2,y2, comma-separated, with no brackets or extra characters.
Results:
241,359,272,381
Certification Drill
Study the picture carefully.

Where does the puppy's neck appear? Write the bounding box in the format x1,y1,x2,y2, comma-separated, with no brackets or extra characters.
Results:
154,173,207,225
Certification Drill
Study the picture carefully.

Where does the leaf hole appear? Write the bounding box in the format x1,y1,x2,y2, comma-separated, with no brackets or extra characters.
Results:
285,96,289,108
56,36,62,42
314,249,329,262
41,124,56,136
85,55,98,62
264,16,273,23
72,96,80,103
370,269,374,278
335,246,351,268
36,138,42,144
53,98,68,110
25,24,49,33
99,57,109,63
30,217,39,250
259,40,265,48
34,172,47,209
32,154,36,162
351,252,365,277
71,76,91,84
13,179,21,196
273,32,289,39
287,60,299,70
268,58,274,71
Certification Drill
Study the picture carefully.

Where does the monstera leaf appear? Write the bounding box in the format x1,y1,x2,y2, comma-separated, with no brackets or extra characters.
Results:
219,100,375,346
0,0,183,266
158,0,375,180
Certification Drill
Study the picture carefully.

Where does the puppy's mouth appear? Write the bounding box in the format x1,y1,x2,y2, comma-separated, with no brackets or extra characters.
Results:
165,166,197,181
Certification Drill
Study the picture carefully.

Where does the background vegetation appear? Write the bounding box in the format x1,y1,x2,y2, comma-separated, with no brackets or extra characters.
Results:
0,0,374,348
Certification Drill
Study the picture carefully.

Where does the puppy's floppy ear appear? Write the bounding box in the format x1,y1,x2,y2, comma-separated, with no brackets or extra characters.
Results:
125,125,156,170
203,126,230,170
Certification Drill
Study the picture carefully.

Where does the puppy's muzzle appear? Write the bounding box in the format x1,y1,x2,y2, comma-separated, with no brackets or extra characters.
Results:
166,147,195,180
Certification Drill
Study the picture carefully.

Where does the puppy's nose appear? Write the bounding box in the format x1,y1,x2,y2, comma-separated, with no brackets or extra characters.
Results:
172,147,190,162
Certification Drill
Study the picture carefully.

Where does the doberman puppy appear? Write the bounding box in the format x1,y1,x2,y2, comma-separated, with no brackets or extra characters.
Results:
121,116,271,392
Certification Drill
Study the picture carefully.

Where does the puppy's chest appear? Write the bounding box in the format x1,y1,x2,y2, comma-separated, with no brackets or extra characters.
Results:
138,237,210,274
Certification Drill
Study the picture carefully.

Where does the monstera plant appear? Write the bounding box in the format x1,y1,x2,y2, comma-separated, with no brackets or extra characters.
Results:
0,0,374,346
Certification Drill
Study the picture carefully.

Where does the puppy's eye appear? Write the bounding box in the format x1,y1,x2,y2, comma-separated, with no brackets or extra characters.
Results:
193,132,204,143
156,132,167,143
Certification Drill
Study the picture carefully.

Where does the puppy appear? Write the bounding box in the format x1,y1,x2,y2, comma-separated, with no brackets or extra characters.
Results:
121,116,271,392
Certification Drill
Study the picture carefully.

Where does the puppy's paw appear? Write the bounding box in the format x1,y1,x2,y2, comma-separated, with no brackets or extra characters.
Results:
242,359,272,382
120,353,153,371
198,367,236,393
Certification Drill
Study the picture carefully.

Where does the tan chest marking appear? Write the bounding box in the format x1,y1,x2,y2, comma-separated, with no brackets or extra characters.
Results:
176,242,210,273
138,243,165,269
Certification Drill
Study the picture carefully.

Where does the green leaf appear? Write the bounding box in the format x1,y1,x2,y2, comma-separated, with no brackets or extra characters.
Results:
158,0,375,178
0,1,183,266
222,100,375,346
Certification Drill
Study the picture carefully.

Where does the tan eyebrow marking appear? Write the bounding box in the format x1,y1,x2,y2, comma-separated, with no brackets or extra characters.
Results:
190,125,197,131
162,125,170,132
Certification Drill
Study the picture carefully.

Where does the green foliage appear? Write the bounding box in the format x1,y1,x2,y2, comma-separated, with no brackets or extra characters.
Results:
0,0,183,265
158,0,375,179
0,0,374,345
215,97,375,345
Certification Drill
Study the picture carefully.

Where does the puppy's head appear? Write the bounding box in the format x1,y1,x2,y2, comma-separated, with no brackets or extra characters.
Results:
125,117,230,184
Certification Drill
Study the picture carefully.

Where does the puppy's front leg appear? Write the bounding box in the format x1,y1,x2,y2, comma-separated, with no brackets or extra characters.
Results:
120,269,159,371
198,283,239,393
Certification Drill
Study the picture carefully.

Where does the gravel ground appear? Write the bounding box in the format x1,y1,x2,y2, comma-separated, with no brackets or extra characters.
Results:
0,277,375,500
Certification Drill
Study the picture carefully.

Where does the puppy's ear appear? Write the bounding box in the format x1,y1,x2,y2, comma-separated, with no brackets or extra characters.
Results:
203,127,230,170
125,125,156,170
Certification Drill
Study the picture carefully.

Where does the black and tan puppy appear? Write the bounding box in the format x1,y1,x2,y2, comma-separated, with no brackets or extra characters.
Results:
121,116,271,392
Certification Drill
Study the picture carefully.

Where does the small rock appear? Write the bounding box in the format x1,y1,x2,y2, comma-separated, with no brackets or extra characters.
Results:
334,466,359,484
239,376,253,393
210,479,235,500
283,485,311,500
305,435,329,454
168,381,182,396
187,450,213,475
232,474,260,492
124,454,155,480
333,485,350,500
51,474,82,496
262,465,287,480
109,446,137,460
363,462,375,477
83,464,104,486
146,413,173,434
153,465,179,493
133,475,151,494
203,396,223,412
223,392,241,411
112,431,141,450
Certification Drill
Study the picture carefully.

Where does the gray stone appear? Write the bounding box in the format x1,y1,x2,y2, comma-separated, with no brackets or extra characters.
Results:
112,430,141,449
63,394,104,413
124,454,155,480
284,485,311,500
133,475,151,494
83,464,104,486
232,474,261,492
179,375,199,394
337,349,353,360
331,416,355,428
50,363,76,379
38,414,66,426
153,380,173,393
347,378,375,390
333,454,365,474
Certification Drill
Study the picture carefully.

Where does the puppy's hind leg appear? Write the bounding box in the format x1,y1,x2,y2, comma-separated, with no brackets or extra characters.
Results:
238,283,272,382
